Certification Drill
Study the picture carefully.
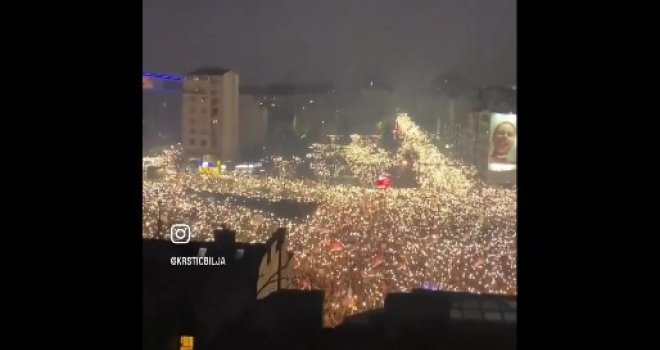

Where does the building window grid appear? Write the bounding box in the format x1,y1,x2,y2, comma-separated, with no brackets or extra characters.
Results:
449,299,514,322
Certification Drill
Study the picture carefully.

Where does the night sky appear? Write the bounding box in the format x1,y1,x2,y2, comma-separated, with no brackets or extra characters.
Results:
143,0,516,89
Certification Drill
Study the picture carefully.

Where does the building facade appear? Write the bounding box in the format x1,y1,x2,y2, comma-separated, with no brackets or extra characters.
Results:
349,80,395,134
464,111,516,186
240,84,335,147
238,95,268,159
142,72,183,151
477,86,517,114
181,68,240,161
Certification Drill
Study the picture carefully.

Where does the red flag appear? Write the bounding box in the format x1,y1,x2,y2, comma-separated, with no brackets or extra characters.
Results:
376,174,391,189
328,241,344,252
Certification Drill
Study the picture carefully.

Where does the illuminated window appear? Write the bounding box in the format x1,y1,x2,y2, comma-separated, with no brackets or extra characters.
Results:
448,298,516,323
180,335,194,350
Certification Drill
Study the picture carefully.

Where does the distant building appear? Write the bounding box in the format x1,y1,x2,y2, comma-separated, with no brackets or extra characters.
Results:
240,84,336,144
349,80,395,134
478,86,517,114
238,95,268,159
463,111,516,185
395,91,478,142
181,68,240,161
142,72,183,149
458,86,516,169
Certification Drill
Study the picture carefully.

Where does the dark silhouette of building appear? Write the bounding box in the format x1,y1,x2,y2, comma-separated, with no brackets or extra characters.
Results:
143,236,267,350
144,227,516,350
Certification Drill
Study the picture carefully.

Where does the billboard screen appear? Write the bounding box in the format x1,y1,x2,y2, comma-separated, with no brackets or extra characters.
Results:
488,113,517,171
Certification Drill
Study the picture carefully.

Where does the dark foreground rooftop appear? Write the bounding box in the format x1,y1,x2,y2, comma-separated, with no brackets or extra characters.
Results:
143,234,515,350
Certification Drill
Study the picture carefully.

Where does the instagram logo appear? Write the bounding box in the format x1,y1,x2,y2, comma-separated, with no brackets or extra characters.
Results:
170,224,191,244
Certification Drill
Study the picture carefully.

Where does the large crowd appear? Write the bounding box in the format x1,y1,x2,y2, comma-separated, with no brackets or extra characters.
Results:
143,115,516,327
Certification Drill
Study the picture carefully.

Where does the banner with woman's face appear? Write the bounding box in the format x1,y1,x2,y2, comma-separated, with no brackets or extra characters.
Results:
488,113,517,171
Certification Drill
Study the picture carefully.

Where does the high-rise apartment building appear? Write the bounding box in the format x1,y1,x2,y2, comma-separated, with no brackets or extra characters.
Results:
181,68,239,161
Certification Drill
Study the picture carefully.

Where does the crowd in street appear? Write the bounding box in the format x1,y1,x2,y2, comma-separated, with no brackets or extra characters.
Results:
143,116,516,327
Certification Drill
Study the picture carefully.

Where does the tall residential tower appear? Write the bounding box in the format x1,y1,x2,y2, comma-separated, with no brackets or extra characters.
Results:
181,68,239,161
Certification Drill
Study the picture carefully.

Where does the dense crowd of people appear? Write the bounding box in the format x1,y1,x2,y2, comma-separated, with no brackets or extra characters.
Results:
143,115,516,327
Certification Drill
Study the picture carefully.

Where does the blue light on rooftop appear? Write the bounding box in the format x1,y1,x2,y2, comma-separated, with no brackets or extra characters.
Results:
142,72,183,81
